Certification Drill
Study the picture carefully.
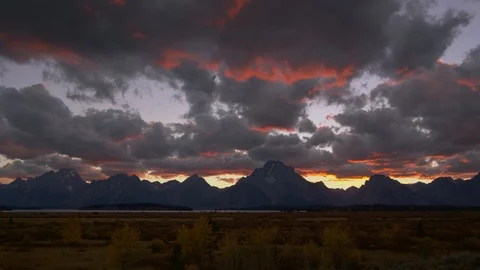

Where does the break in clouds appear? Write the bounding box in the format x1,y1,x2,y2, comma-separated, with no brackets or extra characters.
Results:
0,0,479,182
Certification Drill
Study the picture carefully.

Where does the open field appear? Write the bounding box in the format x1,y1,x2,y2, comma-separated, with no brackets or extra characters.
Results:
1,211,480,269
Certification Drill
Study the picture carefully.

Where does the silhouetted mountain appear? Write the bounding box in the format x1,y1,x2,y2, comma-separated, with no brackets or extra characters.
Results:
222,160,336,206
81,174,156,206
0,168,87,207
353,175,424,205
1,162,480,209
158,174,219,207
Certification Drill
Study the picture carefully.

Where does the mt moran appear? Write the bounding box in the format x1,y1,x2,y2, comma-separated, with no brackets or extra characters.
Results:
1,161,479,209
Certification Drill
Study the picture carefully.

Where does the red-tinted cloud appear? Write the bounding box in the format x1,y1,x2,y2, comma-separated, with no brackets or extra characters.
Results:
225,57,354,85
1,36,92,67
132,31,147,39
249,126,296,133
111,0,126,7
159,49,354,89
210,0,252,29
457,78,480,91
200,151,219,157
158,49,220,71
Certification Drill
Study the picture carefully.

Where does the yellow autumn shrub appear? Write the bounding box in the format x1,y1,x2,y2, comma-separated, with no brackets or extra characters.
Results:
106,223,140,270
177,216,217,266
320,223,362,270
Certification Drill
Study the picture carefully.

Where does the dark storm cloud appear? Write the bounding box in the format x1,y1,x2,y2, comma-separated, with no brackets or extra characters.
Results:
98,161,148,178
0,0,473,127
73,108,146,142
0,84,131,162
371,52,480,155
143,151,262,177
171,114,266,157
380,3,471,75
0,159,50,179
217,78,311,129
313,46,480,178
326,163,373,179
297,118,317,134
127,122,173,159
331,108,431,162
167,62,218,117
306,127,336,147
247,133,338,169
444,150,480,174
0,154,106,180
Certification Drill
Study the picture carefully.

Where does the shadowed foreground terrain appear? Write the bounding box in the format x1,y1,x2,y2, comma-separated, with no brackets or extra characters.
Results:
1,211,480,270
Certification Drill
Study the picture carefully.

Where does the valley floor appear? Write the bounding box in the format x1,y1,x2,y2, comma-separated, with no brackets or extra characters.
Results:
1,211,480,269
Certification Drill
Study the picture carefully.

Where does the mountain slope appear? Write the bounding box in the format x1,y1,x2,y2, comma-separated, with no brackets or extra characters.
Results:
1,163,479,208
217,161,337,207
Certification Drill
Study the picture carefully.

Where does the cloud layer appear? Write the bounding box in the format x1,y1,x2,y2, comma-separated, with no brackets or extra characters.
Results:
0,0,479,183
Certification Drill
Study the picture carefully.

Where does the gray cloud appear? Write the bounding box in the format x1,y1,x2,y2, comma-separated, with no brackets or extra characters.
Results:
0,1,479,181
143,151,262,177
73,108,146,142
297,118,317,134
0,85,131,162
128,122,174,159
372,51,480,155
307,127,336,147
0,154,106,180
172,114,267,157
380,4,471,75
248,133,338,170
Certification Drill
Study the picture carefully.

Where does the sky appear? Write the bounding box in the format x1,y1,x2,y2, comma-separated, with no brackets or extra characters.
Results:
0,0,479,189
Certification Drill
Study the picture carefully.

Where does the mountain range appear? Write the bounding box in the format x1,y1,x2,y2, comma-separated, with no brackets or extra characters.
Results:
1,161,480,209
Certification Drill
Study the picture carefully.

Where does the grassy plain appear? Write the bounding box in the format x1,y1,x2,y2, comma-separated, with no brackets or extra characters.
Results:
1,211,480,269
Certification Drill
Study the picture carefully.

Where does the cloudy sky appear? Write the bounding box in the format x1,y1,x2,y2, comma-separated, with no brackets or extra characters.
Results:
0,0,479,189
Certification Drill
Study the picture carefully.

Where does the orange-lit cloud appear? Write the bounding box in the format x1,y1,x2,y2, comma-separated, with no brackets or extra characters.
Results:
457,78,480,92
158,49,219,71
249,126,296,133
159,49,354,87
436,58,458,67
384,67,417,86
200,151,219,157
2,36,92,67
396,67,415,77
225,57,354,85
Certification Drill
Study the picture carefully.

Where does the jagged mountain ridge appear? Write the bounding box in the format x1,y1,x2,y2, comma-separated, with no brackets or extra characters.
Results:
1,161,479,208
